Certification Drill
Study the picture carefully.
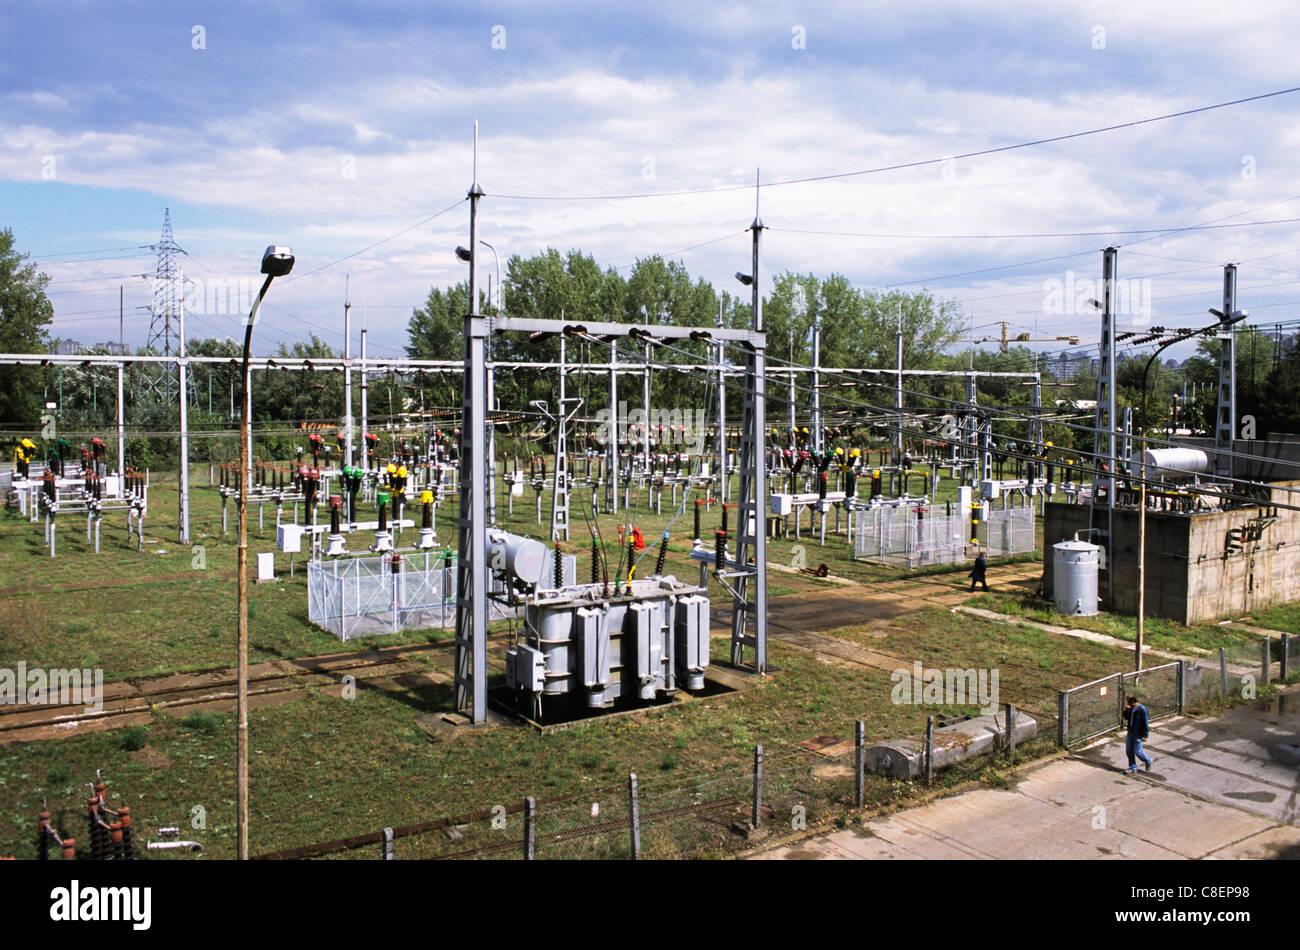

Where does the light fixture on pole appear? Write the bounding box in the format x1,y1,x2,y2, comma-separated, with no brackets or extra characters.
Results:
237,243,294,861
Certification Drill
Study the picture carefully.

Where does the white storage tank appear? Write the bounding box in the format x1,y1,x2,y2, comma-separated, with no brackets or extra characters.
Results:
1052,539,1100,616
1130,447,1209,480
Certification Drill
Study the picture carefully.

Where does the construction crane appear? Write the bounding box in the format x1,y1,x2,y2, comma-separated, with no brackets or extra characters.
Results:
960,322,1079,353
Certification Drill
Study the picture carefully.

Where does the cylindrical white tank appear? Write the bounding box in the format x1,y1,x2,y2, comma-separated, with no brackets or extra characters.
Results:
1053,540,1099,616
1130,448,1209,480
487,530,549,587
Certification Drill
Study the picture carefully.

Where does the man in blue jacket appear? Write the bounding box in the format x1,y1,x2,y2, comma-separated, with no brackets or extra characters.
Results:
1122,695,1152,773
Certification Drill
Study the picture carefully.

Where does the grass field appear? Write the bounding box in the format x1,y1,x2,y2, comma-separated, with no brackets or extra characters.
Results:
0,464,1292,859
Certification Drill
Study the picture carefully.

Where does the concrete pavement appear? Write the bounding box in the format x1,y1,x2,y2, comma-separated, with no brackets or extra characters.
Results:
756,686,1300,860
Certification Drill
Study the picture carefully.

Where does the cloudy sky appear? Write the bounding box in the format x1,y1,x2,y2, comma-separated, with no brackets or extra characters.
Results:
3,0,1299,365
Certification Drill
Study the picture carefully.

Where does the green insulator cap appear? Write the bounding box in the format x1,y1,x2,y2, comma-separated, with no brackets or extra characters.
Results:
377,491,390,505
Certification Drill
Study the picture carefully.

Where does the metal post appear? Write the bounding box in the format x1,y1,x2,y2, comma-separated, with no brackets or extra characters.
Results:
343,278,353,468
1219,647,1228,696
925,715,935,785
716,338,726,502
752,744,763,829
1005,702,1016,757
1261,633,1270,685
628,773,640,860
811,318,821,453
894,306,903,462
381,826,394,860
524,796,535,860
1057,690,1068,747
728,186,768,673
178,300,189,544
854,720,864,808
116,364,125,481
360,317,368,475
1136,482,1145,671
607,340,618,515
1282,633,1290,681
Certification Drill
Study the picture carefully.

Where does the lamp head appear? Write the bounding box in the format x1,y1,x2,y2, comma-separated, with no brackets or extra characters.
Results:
261,246,295,277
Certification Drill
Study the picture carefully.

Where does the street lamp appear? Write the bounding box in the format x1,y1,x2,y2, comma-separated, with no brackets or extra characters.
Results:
236,244,293,861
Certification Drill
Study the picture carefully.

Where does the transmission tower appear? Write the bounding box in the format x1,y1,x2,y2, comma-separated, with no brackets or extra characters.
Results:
142,209,185,400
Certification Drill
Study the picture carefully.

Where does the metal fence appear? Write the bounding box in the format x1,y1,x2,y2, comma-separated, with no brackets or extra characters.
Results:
853,505,1035,568
1056,635,1295,748
307,552,579,641
1057,661,1182,747
256,716,1040,861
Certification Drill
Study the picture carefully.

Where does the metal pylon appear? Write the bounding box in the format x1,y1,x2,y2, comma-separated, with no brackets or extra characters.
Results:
729,210,767,673
454,174,489,724
1091,246,1118,604
1214,265,1238,478
141,209,185,400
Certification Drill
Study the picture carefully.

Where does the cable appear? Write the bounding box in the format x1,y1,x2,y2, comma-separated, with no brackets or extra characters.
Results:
280,198,466,284
491,86,1300,201
772,217,1300,242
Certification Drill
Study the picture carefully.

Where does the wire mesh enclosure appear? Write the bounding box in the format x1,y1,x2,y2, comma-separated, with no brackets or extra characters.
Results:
853,505,1034,567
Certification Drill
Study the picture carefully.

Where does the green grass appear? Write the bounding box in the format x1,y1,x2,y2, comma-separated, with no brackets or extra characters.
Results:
965,589,1264,654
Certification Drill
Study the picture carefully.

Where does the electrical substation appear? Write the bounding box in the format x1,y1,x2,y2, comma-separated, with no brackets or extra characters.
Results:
4,161,1300,862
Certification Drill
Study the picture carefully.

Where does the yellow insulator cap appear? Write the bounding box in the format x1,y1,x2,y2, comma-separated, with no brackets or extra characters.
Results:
398,466,408,478
420,490,433,504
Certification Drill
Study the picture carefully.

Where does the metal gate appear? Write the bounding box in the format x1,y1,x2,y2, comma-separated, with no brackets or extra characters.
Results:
1057,661,1183,747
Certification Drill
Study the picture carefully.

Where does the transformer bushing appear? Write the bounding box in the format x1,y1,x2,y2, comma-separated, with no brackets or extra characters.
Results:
325,495,347,557
416,490,436,550
371,491,393,553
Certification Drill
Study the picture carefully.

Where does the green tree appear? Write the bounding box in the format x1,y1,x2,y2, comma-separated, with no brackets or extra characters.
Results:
0,229,54,426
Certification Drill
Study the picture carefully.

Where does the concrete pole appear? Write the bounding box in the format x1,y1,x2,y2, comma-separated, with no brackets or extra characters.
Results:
343,277,353,468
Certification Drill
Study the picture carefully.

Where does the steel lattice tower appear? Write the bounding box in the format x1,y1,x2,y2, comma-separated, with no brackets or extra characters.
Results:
143,209,184,399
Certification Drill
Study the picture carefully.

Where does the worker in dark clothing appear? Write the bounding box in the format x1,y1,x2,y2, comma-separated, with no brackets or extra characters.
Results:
1122,695,1152,773
969,551,988,591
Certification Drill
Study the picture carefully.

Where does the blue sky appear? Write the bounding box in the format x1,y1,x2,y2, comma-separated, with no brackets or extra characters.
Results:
2,0,1299,362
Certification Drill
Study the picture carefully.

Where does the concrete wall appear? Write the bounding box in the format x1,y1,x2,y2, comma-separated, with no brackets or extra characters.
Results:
1043,481,1300,624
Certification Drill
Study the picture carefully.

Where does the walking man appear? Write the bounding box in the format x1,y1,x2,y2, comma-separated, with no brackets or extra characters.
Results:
969,551,989,592
1122,695,1152,773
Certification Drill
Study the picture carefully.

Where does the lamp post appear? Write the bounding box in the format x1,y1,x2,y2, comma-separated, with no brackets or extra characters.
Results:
237,244,294,860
